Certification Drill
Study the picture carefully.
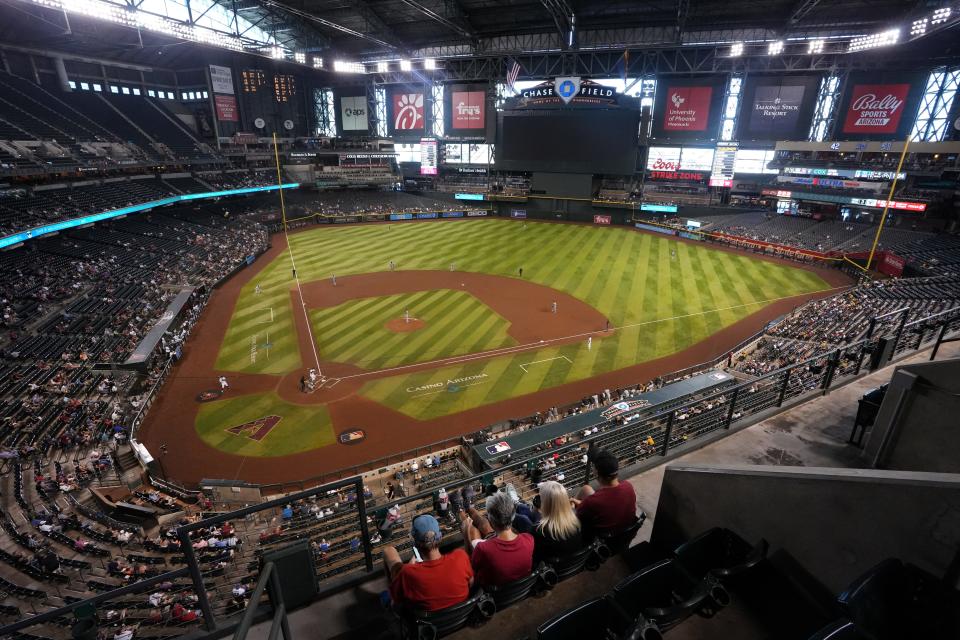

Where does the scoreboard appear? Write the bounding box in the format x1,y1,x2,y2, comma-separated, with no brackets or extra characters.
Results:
710,144,737,187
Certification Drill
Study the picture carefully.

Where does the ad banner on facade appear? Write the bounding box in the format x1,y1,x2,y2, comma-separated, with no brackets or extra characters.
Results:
339,95,369,133
209,65,234,95
388,86,426,136
651,77,725,141
444,84,490,140
738,75,821,141
593,214,612,225
837,72,925,140
214,95,238,122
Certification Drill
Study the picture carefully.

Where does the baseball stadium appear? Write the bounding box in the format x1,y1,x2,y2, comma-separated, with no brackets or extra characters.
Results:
0,1,959,640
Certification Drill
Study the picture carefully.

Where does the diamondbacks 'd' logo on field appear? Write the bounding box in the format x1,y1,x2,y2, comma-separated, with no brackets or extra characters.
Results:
225,415,282,442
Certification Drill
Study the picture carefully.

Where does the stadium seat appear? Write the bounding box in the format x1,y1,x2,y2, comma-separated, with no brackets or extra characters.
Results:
544,542,602,580
673,527,769,580
837,558,960,640
536,596,630,640
595,513,646,560
806,619,866,640
611,558,729,630
395,589,495,639
484,563,556,610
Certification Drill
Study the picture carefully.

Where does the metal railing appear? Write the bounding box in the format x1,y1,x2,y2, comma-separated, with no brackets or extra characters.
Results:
1,304,957,640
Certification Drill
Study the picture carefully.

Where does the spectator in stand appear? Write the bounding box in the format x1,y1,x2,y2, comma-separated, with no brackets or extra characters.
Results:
571,449,637,540
460,490,534,587
383,514,473,612
532,480,583,562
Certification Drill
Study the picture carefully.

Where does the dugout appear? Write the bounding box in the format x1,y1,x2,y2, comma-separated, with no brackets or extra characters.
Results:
469,370,736,469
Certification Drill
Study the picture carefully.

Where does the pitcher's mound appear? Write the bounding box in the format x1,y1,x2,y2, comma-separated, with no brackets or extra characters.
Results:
385,317,426,333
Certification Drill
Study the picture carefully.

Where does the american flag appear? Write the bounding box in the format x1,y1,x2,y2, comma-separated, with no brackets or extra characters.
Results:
506,60,521,94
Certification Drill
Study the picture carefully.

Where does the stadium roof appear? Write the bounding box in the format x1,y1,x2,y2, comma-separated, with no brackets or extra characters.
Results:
225,0,957,59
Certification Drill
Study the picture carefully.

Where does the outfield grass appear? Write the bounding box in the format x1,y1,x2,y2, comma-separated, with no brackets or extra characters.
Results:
310,290,516,370
207,219,832,451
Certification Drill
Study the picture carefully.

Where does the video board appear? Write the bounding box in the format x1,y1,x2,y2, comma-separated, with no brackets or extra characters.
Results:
737,75,821,142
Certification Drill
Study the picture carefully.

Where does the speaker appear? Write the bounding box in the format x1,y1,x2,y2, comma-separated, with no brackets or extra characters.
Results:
869,337,896,371
262,540,318,610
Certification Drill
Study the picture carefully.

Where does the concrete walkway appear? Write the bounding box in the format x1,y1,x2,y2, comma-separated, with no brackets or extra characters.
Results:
627,342,960,541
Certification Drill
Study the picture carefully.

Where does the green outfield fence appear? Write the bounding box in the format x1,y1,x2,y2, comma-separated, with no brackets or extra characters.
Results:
2,302,958,640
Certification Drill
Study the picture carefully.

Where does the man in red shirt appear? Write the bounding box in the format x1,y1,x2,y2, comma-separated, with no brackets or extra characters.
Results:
383,514,473,612
461,490,534,587
571,449,637,539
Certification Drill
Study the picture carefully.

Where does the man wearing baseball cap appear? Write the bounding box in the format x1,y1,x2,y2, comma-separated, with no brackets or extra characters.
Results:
570,448,637,540
383,514,473,612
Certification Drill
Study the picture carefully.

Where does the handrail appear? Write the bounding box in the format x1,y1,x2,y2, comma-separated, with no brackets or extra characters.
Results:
234,561,291,640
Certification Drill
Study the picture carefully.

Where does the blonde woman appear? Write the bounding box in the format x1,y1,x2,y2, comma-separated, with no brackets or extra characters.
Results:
533,481,584,562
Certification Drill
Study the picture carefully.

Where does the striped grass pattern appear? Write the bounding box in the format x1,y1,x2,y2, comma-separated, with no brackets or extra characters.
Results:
310,290,516,370
213,219,830,425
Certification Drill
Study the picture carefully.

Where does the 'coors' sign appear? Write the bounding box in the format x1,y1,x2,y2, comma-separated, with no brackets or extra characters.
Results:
842,83,911,134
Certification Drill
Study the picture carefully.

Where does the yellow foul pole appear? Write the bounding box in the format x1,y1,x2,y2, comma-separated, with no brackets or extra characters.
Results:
865,138,911,271
272,132,289,232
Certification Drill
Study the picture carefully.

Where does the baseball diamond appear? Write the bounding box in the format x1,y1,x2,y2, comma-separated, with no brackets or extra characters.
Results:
137,218,846,484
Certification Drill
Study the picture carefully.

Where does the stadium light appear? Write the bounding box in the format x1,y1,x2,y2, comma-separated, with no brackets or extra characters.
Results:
767,41,784,55
931,7,952,25
270,46,285,59
808,39,824,54
377,61,389,72
313,56,324,68
424,58,437,70
911,18,928,36
333,60,365,73
400,59,412,71
849,28,899,52
294,52,306,64
730,42,744,56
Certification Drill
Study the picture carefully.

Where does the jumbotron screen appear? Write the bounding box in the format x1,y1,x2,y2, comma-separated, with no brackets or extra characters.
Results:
496,109,640,174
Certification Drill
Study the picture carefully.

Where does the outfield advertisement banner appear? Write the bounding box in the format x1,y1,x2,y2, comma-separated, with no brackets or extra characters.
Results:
339,95,369,132
441,211,464,218
511,209,527,219
738,75,820,141
836,72,925,140
390,213,414,220
466,211,488,217
214,95,238,121
388,86,426,136
635,222,675,235
593,214,612,225
417,212,438,219
209,65,234,95
651,78,725,141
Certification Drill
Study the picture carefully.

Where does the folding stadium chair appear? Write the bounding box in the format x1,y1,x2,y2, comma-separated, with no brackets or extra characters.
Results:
672,527,769,581
484,563,556,610
396,589,495,640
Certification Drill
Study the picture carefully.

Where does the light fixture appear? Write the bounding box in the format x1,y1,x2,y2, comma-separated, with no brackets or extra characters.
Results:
848,28,900,52
730,42,744,56
333,60,365,73
931,7,952,25
911,18,928,36
767,41,784,55
377,61,389,73
270,46,285,59
313,56,324,68
808,39,824,54
400,59,412,71
424,58,436,70
294,52,306,64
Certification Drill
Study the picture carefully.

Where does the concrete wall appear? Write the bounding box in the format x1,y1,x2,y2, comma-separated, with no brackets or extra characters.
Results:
652,464,960,593
864,357,960,473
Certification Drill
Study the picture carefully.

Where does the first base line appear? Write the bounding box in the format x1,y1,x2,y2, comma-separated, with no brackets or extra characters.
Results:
519,355,572,372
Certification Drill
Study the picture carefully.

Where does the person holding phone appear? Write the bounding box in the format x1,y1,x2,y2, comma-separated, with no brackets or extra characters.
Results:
383,514,473,612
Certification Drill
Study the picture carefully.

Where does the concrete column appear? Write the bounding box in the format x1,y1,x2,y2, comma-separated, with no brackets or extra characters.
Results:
54,56,71,91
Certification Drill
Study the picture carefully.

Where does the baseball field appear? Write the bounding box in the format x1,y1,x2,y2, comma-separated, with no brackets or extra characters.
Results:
139,218,848,485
